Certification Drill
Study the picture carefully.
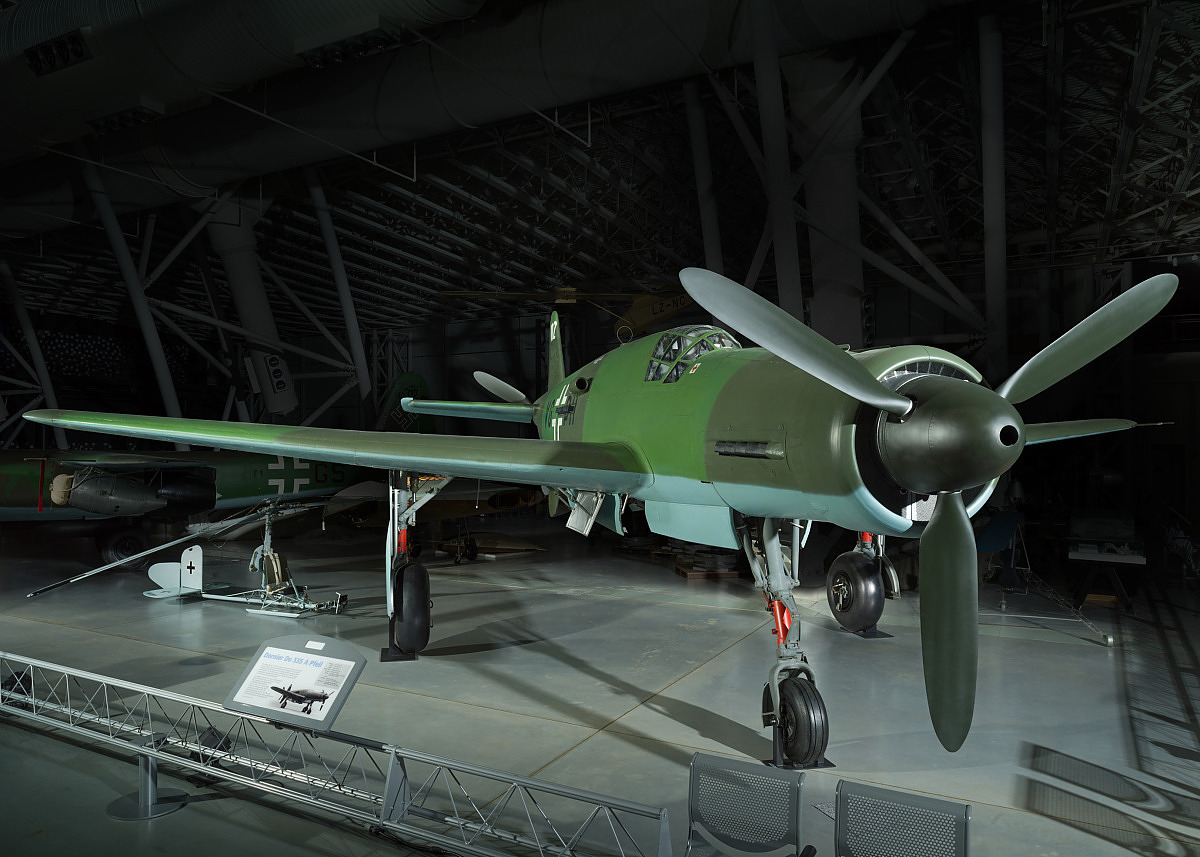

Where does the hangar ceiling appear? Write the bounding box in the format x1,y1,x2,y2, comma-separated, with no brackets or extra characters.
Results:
2,0,1199,431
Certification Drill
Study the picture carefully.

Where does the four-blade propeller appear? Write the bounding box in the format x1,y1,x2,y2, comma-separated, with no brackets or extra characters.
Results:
678,267,1177,751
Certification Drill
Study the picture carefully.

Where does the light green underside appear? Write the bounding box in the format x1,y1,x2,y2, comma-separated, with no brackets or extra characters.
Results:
23,411,651,495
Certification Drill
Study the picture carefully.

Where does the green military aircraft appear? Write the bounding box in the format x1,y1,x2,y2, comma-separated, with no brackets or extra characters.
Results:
0,449,360,564
25,267,1177,764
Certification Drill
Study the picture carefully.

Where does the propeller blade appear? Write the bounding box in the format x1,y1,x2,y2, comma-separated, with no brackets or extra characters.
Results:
1025,418,1135,446
919,490,978,752
473,371,529,404
996,273,1177,404
678,268,912,416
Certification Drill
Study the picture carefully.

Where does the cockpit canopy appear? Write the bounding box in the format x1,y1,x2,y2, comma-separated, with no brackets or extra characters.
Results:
644,325,741,383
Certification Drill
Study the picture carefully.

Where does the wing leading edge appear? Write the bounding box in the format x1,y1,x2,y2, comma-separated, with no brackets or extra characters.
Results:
23,410,651,495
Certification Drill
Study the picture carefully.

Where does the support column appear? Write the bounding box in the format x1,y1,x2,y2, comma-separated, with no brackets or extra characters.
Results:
1,260,67,449
750,0,804,320
980,11,1009,377
305,167,372,402
76,146,185,446
785,53,865,348
206,197,298,416
683,81,724,276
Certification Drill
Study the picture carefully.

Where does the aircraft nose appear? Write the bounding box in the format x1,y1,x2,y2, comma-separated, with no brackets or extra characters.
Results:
876,375,1025,495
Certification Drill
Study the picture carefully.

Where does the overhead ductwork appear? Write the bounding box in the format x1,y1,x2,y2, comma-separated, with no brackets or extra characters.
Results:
0,0,967,234
0,0,483,166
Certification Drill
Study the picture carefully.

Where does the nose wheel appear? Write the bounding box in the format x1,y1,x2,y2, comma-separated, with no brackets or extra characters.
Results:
763,668,830,767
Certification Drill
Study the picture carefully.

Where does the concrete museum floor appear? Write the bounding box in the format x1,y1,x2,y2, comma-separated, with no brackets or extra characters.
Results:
1,511,1198,857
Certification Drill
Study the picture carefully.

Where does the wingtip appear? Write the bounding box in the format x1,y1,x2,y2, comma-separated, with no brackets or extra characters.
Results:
23,409,59,425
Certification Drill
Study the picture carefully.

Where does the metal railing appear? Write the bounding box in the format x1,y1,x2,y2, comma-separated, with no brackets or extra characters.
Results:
0,651,671,857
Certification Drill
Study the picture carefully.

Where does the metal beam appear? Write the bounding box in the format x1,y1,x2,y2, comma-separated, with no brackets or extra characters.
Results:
1098,6,1163,253
751,0,803,319
306,167,373,401
684,80,724,275
0,260,66,448
792,201,985,330
148,298,353,371
856,189,981,321
75,143,185,441
143,185,241,291
979,10,1008,374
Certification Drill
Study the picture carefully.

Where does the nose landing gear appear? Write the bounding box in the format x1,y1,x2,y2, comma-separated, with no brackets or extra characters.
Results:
741,516,831,768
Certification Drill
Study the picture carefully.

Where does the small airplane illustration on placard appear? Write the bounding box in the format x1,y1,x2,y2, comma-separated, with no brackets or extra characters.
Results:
269,683,333,714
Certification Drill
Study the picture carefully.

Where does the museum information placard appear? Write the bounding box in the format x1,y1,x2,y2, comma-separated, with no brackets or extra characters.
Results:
224,634,366,730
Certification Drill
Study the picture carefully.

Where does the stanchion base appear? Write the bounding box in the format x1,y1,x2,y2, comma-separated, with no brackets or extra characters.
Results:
107,788,188,821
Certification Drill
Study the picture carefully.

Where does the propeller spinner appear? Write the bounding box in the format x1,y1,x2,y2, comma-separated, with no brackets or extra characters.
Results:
678,267,1177,751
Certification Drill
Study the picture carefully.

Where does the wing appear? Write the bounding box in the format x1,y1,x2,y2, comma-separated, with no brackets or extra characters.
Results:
24,410,651,495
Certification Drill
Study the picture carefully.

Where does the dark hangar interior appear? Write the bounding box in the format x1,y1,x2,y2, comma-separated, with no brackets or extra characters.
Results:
2,1,1200,855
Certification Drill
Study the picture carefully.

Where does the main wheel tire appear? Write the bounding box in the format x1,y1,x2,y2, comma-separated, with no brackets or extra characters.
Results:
98,527,152,568
826,551,885,633
391,561,431,654
463,538,479,561
778,675,829,767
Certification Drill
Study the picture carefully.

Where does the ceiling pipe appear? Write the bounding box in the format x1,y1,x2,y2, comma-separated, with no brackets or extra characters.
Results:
0,0,971,234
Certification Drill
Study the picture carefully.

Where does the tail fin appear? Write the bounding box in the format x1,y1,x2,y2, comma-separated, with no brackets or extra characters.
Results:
548,311,564,391
547,311,565,517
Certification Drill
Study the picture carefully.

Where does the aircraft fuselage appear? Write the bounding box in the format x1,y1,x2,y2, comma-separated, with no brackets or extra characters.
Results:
535,327,996,544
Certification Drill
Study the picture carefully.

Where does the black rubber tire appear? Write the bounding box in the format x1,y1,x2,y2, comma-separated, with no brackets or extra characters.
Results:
778,675,829,767
98,527,152,568
464,538,479,561
826,551,885,633
391,561,431,654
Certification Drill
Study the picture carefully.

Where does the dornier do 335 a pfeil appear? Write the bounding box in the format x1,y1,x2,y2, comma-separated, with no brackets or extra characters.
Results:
25,267,1178,764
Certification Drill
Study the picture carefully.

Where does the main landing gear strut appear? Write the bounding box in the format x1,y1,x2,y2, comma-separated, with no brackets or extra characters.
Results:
739,516,829,767
381,470,447,662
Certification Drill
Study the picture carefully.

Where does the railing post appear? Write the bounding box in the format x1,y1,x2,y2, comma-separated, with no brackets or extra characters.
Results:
107,752,187,821
382,751,411,823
